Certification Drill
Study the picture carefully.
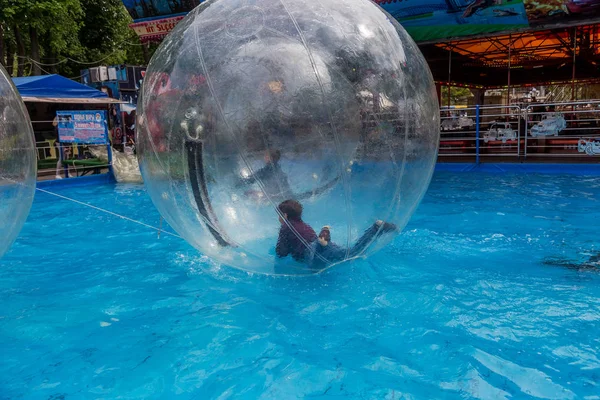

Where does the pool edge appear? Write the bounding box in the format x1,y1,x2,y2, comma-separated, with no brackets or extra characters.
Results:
37,174,116,188
435,163,600,175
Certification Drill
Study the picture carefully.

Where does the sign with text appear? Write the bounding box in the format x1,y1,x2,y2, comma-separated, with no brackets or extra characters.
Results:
129,15,185,43
56,111,109,144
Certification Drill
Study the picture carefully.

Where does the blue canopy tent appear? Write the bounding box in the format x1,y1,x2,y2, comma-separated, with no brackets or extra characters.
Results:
11,74,120,180
12,74,121,104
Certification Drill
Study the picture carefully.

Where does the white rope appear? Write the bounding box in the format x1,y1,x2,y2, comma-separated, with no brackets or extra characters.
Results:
35,187,182,239
33,187,347,277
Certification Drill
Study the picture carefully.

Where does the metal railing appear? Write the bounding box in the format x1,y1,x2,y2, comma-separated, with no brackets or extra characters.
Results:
524,100,600,159
35,142,111,179
439,107,478,159
440,105,522,162
439,100,600,162
477,105,522,161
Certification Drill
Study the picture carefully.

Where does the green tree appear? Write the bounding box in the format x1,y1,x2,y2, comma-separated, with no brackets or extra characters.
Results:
66,0,146,75
0,0,83,76
0,0,149,77
440,86,473,107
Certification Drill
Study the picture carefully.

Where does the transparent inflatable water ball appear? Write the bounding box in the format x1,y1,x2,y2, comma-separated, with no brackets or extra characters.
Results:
0,64,36,257
137,0,440,275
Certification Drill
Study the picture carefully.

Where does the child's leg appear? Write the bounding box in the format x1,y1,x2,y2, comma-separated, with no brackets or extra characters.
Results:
348,221,396,258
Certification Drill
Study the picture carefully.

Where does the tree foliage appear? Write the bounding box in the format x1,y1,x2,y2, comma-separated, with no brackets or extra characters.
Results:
0,0,148,77
440,86,474,106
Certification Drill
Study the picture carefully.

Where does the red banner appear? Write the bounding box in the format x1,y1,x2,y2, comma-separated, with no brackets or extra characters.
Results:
129,15,185,43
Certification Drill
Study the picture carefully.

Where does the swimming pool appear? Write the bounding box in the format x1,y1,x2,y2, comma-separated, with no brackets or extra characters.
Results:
1,171,599,399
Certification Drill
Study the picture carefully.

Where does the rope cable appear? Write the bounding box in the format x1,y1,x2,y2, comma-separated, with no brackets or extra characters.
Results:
16,38,146,67
35,187,181,239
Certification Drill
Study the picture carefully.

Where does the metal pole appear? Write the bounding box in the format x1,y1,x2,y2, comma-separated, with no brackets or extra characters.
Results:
524,106,529,159
507,34,511,108
61,143,68,179
572,27,577,102
447,49,452,109
475,105,480,165
517,106,521,160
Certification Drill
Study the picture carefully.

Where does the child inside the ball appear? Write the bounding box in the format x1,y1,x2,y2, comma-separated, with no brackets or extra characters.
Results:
276,199,397,270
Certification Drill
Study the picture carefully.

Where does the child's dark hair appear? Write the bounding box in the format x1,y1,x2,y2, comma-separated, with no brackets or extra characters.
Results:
268,149,281,163
278,199,303,221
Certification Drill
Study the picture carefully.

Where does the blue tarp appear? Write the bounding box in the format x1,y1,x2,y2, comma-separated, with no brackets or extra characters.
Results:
12,74,108,99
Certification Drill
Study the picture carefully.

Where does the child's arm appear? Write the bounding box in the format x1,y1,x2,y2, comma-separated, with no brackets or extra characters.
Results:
235,166,269,187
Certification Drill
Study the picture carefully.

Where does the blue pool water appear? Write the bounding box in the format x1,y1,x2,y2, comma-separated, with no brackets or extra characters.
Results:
1,172,600,399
